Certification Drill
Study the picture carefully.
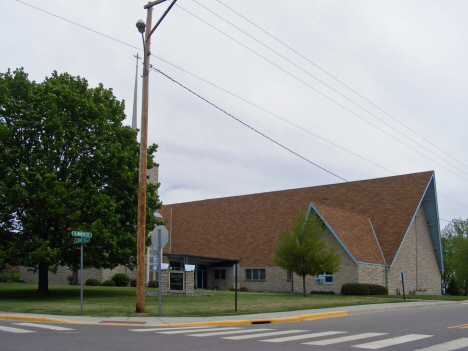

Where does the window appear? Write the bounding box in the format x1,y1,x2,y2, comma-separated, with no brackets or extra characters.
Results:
315,272,333,284
214,269,226,280
245,269,266,280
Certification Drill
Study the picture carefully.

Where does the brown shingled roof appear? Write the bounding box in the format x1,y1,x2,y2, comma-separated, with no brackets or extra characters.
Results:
159,171,434,267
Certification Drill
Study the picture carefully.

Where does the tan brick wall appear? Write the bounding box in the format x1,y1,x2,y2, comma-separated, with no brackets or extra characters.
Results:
387,206,441,295
359,264,386,286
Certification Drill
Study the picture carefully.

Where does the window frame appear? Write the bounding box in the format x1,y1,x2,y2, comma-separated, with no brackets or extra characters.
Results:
315,272,333,284
245,268,266,281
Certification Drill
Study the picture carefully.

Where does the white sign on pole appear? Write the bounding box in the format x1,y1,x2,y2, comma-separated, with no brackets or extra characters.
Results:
150,225,169,249
233,264,240,278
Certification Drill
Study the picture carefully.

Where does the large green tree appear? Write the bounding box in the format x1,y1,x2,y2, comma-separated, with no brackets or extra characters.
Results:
442,219,468,295
274,210,341,296
0,69,161,294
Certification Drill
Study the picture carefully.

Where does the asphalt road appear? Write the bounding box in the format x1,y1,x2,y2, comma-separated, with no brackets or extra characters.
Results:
1,304,467,351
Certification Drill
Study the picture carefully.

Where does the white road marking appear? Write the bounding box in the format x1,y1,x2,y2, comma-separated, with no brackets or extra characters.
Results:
157,327,241,334
189,328,274,337
14,323,75,331
260,331,347,342
353,334,433,349
412,338,468,351
0,326,36,334
131,326,210,332
304,333,388,345
223,330,308,340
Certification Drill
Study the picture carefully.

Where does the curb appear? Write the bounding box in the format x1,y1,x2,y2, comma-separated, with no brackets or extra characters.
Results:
0,315,64,323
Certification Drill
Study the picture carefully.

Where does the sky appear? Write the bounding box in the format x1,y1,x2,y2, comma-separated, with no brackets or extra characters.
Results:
2,0,468,228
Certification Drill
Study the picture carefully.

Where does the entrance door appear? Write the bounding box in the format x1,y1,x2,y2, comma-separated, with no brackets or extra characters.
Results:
196,265,208,289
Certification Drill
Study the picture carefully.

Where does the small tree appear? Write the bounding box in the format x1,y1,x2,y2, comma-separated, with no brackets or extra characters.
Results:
274,210,341,296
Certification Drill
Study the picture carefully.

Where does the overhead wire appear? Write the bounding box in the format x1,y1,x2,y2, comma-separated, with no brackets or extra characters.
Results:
215,0,468,171
12,0,468,219
176,4,468,183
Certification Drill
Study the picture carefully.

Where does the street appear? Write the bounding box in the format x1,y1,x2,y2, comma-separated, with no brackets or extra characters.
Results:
1,304,467,351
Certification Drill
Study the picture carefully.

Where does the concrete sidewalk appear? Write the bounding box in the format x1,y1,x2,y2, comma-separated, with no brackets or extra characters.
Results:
1,300,464,327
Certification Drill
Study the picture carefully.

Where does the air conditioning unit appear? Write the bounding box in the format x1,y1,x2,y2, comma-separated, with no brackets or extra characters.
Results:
316,278,323,284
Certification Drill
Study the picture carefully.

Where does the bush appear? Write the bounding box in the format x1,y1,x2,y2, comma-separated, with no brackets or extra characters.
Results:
85,279,101,286
148,280,159,288
341,283,370,295
130,279,137,287
341,283,388,295
240,286,248,292
0,275,9,283
310,290,335,295
102,280,116,286
111,273,130,287
367,284,388,295
446,279,461,296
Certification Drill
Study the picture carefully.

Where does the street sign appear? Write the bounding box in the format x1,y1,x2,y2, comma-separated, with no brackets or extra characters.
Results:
150,225,168,249
74,238,90,244
72,231,92,238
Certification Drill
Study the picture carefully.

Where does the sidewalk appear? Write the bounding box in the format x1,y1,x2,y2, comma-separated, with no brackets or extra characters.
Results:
1,300,464,327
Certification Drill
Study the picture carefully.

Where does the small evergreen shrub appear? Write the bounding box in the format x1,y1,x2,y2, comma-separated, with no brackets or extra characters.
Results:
130,279,137,287
85,279,101,286
240,286,248,292
111,273,130,287
310,290,335,295
103,280,116,286
367,284,388,295
148,280,159,288
341,283,370,295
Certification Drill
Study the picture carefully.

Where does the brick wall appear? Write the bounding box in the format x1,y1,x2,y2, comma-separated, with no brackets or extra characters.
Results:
387,206,441,295
359,264,386,286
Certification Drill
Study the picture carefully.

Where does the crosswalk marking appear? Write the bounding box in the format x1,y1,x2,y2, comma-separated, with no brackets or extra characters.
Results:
131,327,210,332
412,338,468,351
304,333,388,346
157,327,241,334
0,326,36,334
223,329,308,340
14,323,75,331
353,334,432,349
260,331,347,343
189,328,274,337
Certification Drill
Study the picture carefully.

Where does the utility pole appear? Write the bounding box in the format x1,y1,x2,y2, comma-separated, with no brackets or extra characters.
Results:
132,53,141,131
135,0,177,314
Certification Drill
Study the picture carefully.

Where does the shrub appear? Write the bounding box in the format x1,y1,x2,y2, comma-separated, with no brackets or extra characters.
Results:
111,273,130,287
148,280,159,288
103,280,116,286
310,290,335,295
446,279,461,296
240,286,248,292
367,284,388,295
341,283,370,295
0,275,9,283
85,279,101,286
130,279,137,287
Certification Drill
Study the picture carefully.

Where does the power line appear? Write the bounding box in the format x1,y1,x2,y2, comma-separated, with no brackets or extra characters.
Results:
175,5,468,183
152,67,440,213
13,0,468,213
215,0,468,172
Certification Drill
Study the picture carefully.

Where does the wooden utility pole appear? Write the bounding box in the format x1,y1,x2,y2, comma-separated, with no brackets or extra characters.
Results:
136,0,177,314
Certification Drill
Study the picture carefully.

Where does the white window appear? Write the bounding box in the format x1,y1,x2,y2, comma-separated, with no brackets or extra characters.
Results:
316,273,333,284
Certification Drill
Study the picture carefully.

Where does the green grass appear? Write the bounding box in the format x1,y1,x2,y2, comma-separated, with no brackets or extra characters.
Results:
0,272,20,283
0,283,464,317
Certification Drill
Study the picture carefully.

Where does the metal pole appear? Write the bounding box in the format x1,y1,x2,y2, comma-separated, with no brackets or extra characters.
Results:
132,53,140,131
80,244,83,316
136,5,153,314
158,229,162,316
235,265,238,312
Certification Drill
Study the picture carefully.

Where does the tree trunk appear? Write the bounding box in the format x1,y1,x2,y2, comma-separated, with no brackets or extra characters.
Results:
37,264,49,295
302,274,306,297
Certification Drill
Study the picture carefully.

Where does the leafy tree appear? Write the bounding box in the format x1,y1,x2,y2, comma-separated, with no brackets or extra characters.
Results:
274,210,341,296
0,68,161,294
442,219,468,295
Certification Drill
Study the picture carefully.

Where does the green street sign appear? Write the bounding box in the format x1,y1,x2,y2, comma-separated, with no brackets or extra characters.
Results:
74,238,90,244
72,231,92,238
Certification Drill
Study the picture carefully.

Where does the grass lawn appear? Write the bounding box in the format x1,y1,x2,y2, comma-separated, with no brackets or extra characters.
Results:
0,283,464,317
0,272,20,283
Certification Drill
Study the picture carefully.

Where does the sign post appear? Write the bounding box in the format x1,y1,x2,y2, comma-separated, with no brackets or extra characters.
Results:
233,264,239,312
72,231,92,315
150,225,168,316
400,272,406,301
